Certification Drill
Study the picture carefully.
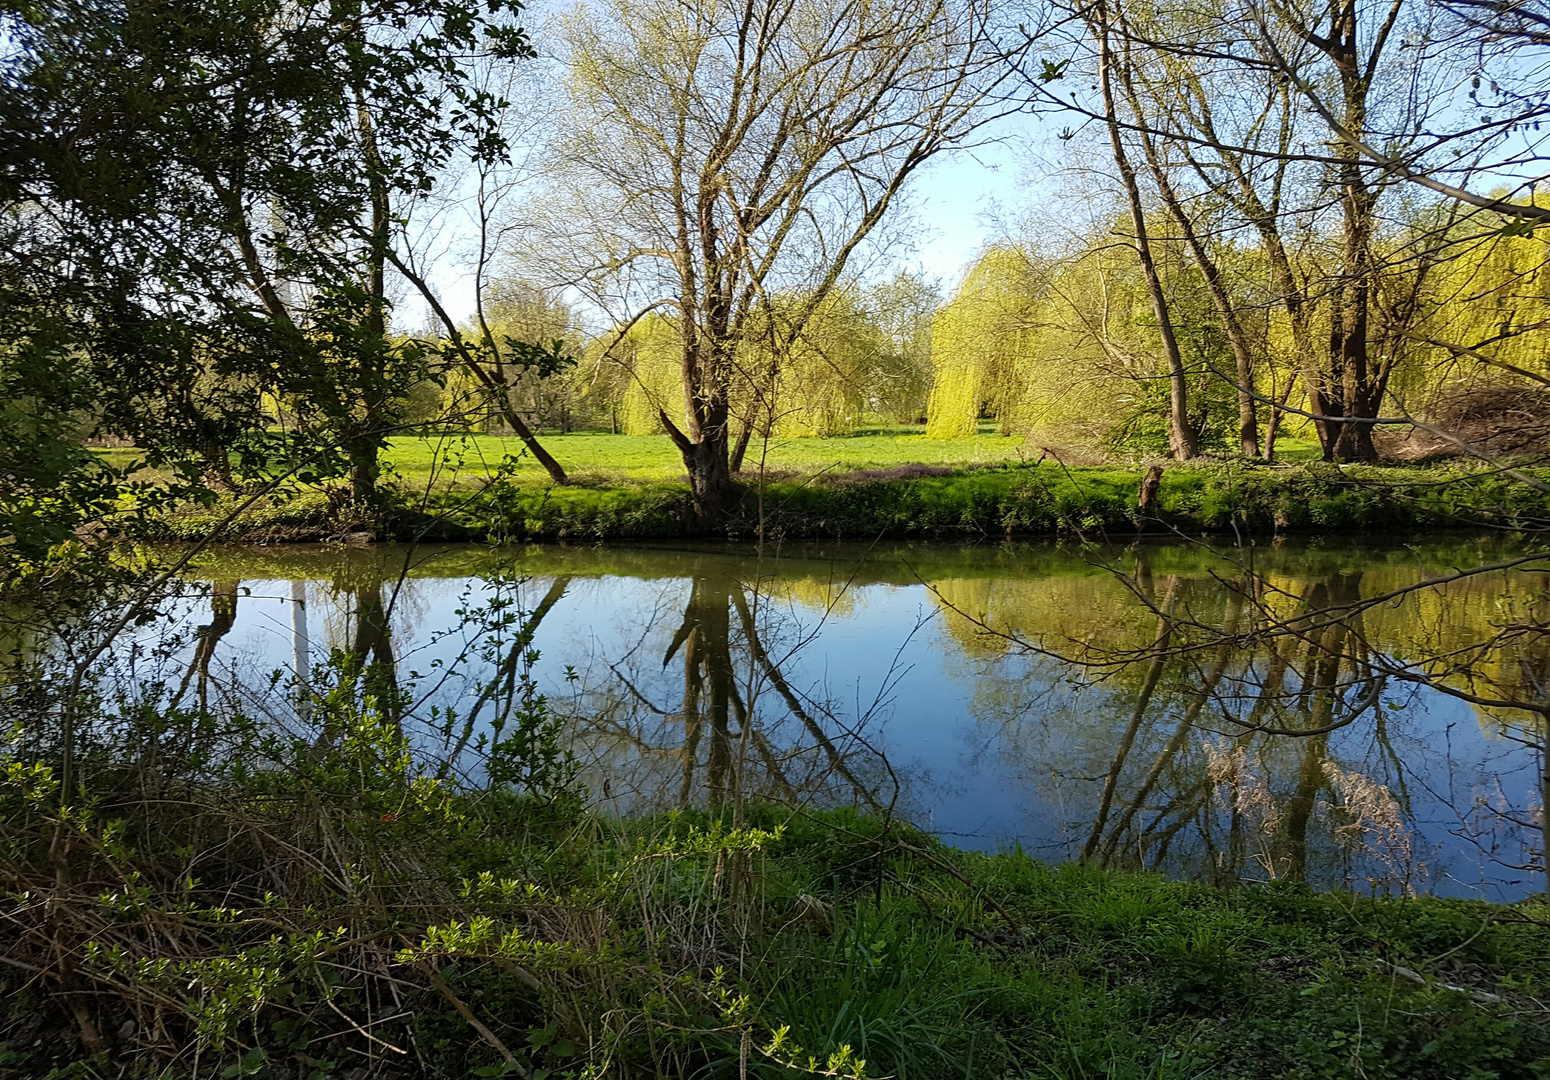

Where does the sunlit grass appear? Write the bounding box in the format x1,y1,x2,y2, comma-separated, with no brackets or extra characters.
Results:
387,426,1032,485
98,427,1327,490
1269,434,1323,461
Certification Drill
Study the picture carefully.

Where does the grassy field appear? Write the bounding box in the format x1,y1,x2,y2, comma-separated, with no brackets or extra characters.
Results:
385,426,1041,485
124,425,1537,544
385,427,1327,486
96,427,1328,491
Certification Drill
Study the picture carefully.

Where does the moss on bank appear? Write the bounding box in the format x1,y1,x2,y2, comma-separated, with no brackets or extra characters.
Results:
140,459,1550,543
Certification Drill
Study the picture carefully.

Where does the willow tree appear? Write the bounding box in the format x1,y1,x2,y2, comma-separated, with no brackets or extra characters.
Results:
538,0,1016,524
1031,0,1545,462
465,280,579,433
780,292,874,438
926,247,1040,438
1416,208,1550,383
614,315,688,436
932,223,1244,453
866,271,941,424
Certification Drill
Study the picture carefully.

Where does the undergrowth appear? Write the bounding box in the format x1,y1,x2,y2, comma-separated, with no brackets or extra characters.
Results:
6,703,1550,1078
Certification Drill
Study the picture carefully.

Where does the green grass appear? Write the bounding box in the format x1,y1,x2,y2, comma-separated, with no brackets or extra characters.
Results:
138,456,1550,543
389,429,1325,486
743,814,1550,1080
10,783,1550,1078
385,426,1034,484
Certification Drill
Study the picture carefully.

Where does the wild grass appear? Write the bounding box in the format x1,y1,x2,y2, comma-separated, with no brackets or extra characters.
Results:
9,753,1550,1080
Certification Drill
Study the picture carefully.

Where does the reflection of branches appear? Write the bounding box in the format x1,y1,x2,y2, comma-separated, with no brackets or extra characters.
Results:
564,553,916,818
440,575,572,779
469,575,572,727
731,588,882,811
1083,578,1176,861
1096,593,1243,865
171,580,239,711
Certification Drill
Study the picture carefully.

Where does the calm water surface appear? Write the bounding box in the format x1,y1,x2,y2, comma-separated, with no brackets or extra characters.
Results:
163,537,1550,901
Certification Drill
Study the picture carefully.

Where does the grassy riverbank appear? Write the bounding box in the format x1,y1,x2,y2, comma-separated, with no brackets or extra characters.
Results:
143,453,1550,543
5,777,1549,1080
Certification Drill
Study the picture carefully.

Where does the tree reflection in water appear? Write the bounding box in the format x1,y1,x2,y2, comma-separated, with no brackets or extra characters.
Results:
944,546,1547,895
560,558,899,818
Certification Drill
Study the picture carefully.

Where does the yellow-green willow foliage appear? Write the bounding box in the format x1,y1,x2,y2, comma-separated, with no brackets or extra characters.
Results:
1416,213,1550,389
928,226,1274,452
616,315,685,435
934,238,1166,448
428,280,585,432
763,291,880,438
926,247,1040,437
760,575,859,617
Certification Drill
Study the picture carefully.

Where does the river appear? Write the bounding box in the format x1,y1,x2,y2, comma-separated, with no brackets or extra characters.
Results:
150,535,1549,901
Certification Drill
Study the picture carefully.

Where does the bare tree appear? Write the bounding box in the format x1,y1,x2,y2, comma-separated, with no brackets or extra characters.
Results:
528,0,1022,523
1029,0,1550,461
386,48,572,484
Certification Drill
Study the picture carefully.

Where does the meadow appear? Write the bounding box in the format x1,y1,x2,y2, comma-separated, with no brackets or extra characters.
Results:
385,426,1039,485
129,425,1545,544
380,426,1328,485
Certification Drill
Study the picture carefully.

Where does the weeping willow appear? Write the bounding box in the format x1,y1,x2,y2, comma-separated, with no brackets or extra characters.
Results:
928,230,1275,453
1415,215,1550,388
760,290,880,438
925,247,1041,437
615,314,685,435
926,240,1170,447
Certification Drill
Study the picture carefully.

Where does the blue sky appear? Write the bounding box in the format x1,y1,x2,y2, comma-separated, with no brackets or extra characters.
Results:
877,111,1046,291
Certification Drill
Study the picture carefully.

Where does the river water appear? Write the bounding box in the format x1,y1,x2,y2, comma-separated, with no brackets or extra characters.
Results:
157,536,1549,901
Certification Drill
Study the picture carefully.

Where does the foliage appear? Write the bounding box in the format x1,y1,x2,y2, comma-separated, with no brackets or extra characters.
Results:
759,290,881,439
616,316,689,437
0,0,537,528
926,247,1042,438
925,236,1270,455
432,280,585,434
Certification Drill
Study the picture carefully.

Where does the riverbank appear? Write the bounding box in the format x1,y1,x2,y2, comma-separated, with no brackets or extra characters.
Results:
140,458,1550,543
5,775,1549,1080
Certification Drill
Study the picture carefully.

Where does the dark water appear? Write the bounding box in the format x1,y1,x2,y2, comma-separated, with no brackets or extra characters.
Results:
161,536,1550,901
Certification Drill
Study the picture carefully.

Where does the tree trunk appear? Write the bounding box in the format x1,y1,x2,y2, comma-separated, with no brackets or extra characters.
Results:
1264,406,1282,463
1324,5,1385,462
496,398,568,483
729,417,754,475
1121,64,1258,457
350,46,391,506
200,438,236,491
666,412,740,526
344,435,380,506
1095,4,1198,460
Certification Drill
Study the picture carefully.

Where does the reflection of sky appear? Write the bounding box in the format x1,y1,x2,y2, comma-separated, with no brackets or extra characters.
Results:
155,552,1546,902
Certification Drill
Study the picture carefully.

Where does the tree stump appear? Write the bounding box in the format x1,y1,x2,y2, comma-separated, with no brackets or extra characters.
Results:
1136,464,1164,525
